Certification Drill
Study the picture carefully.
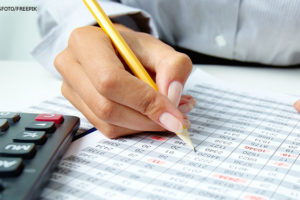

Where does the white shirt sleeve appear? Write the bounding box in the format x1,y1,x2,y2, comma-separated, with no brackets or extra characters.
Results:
31,0,158,78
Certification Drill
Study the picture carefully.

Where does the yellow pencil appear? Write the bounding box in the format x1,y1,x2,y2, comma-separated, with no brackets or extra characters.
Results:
83,0,195,151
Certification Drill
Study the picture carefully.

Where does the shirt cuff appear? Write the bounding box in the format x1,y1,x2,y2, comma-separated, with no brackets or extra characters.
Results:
31,1,158,78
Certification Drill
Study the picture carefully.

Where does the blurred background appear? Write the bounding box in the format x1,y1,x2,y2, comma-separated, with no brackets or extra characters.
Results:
0,0,40,60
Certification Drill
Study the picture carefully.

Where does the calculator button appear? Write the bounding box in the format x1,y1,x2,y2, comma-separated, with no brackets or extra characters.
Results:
0,157,23,177
0,143,36,159
0,119,9,132
35,114,64,124
0,112,20,123
25,121,56,133
14,131,47,145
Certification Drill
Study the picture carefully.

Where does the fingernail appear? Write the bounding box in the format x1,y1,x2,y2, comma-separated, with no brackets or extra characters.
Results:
294,100,300,112
183,119,191,128
168,81,183,107
159,112,183,133
178,103,193,113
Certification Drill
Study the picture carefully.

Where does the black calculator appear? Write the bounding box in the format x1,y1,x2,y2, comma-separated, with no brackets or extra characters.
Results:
0,112,80,200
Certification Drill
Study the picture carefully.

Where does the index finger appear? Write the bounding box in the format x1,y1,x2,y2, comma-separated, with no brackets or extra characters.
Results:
120,30,193,104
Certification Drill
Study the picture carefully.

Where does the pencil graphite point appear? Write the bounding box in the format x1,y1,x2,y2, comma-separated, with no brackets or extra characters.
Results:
176,127,195,150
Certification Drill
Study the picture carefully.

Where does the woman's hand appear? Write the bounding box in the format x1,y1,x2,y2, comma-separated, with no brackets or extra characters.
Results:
54,25,195,138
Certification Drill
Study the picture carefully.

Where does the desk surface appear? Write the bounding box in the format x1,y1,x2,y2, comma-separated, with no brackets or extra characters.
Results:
0,61,299,111
0,61,61,111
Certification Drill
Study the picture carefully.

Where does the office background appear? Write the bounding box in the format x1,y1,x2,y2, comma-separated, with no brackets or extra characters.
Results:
0,0,40,60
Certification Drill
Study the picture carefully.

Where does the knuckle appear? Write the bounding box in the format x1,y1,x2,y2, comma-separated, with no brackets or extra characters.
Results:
162,52,193,72
139,90,165,118
68,27,86,45
95,69,117,94
178,53,193,72
175,53,192,68
94,100,115,122
54,50,67,72
69,26,109,47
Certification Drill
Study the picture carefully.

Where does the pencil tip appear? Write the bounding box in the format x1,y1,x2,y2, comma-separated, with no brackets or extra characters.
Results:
176,127,195,151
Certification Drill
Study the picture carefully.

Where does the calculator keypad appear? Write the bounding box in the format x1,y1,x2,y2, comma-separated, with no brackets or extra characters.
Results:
0,112,79,200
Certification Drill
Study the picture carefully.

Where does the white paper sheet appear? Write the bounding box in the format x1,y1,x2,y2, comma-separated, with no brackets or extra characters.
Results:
39,69,300,200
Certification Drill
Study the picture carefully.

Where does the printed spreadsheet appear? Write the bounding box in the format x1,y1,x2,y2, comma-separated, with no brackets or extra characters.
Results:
29,69,300,200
